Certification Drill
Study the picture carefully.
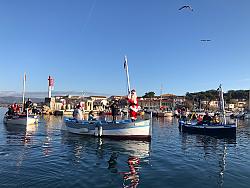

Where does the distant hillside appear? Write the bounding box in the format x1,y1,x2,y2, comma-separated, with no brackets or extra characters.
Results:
0,96,44,106
0,90,112,106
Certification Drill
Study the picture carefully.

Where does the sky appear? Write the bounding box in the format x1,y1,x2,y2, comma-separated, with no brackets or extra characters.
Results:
0,0,250,97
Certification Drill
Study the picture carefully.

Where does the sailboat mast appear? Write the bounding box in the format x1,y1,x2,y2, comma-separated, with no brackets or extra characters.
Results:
219,85,226,124
160,84,163,108
124,56,131,94
22,73,26,113
248,89,250,111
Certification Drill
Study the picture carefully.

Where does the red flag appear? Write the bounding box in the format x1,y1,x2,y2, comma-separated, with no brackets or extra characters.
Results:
48,76,54,87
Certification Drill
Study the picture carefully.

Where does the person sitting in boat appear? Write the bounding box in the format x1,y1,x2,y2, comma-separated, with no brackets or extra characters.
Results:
88,110,96,121
190,112,197,121
6,105,15,117
180,108,187,121
14,103,20,113
202,112,212,125
128,89,139,122
212,113,220,124
73,105,83,121
197,114,203,125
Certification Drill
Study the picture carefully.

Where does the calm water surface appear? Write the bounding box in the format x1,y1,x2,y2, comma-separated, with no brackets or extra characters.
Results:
0,107,249,188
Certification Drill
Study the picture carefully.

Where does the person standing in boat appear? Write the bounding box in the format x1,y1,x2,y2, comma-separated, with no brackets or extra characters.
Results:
128,89,139,121
110,100,119,122
73,105,83,121
24,98,33,113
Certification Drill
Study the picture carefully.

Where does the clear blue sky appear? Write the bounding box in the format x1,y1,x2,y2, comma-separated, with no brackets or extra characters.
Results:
0,0,250,96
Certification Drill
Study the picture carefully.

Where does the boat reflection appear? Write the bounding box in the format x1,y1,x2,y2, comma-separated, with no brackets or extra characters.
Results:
4,123,38,144
4,123,39,169
180,133,236,187
61,134,150,187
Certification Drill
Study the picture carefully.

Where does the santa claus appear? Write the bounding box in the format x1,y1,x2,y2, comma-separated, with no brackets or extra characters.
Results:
128,89,139,121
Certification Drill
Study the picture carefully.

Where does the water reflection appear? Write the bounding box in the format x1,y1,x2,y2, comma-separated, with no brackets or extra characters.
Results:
108,152,118,173
122,156,140,188
42,115,63,157
4,123,38,145
61,133,150,187
3,123,39,172
180,133,236,187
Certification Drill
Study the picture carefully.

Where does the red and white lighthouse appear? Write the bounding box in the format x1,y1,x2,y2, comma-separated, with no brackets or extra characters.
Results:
48,75,54,98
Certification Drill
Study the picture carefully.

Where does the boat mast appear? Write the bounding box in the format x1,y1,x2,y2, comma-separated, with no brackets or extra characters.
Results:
219,84,226,124
124,56,131,94
160,84,163,109
22,73,26,113
124,56,131,119
248,89,250,111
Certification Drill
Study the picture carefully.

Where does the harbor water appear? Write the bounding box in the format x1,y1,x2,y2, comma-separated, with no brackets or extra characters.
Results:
0,107,249,188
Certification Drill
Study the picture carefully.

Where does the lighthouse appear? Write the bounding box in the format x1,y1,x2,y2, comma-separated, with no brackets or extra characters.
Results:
48,75,54,98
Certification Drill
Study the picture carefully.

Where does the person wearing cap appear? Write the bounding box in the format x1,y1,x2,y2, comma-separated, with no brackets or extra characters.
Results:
128,89,139,121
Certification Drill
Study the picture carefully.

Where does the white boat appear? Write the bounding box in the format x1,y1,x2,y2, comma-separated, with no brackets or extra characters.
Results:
3,73,39,125
64,119,151,140
3,114,38,125
64,56,152,140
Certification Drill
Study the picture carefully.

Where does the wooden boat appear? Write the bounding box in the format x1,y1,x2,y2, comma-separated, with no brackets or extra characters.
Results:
3,73,39,125
179,85,237,138
3,114,38,125
178,120,236,138
64,118,151,140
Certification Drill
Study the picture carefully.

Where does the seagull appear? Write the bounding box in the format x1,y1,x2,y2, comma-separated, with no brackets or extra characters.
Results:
200,39,211,42
179,5,193,11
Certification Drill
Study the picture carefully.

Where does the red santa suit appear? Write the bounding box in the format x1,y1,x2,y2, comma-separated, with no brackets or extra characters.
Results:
128,90,138,121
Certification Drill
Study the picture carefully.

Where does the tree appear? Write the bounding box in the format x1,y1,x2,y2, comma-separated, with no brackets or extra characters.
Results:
142,91,155,98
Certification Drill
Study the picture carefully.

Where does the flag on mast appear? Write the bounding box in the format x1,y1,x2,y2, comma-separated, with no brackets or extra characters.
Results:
124,56,127,70
24,73,26,82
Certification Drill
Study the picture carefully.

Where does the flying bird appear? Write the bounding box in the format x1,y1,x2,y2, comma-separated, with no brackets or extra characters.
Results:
179,5,193,11
200,39,211,42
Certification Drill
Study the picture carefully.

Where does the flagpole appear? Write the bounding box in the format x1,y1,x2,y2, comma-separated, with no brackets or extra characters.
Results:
124,56,131,94
22,73,26,113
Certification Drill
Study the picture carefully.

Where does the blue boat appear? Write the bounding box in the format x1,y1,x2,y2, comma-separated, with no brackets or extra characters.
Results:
179,85,237,138
178,120,236,138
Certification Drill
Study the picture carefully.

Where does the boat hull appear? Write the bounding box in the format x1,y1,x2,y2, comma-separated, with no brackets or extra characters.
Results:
65,119,151,140
179,121,236,138
3,115,38,125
